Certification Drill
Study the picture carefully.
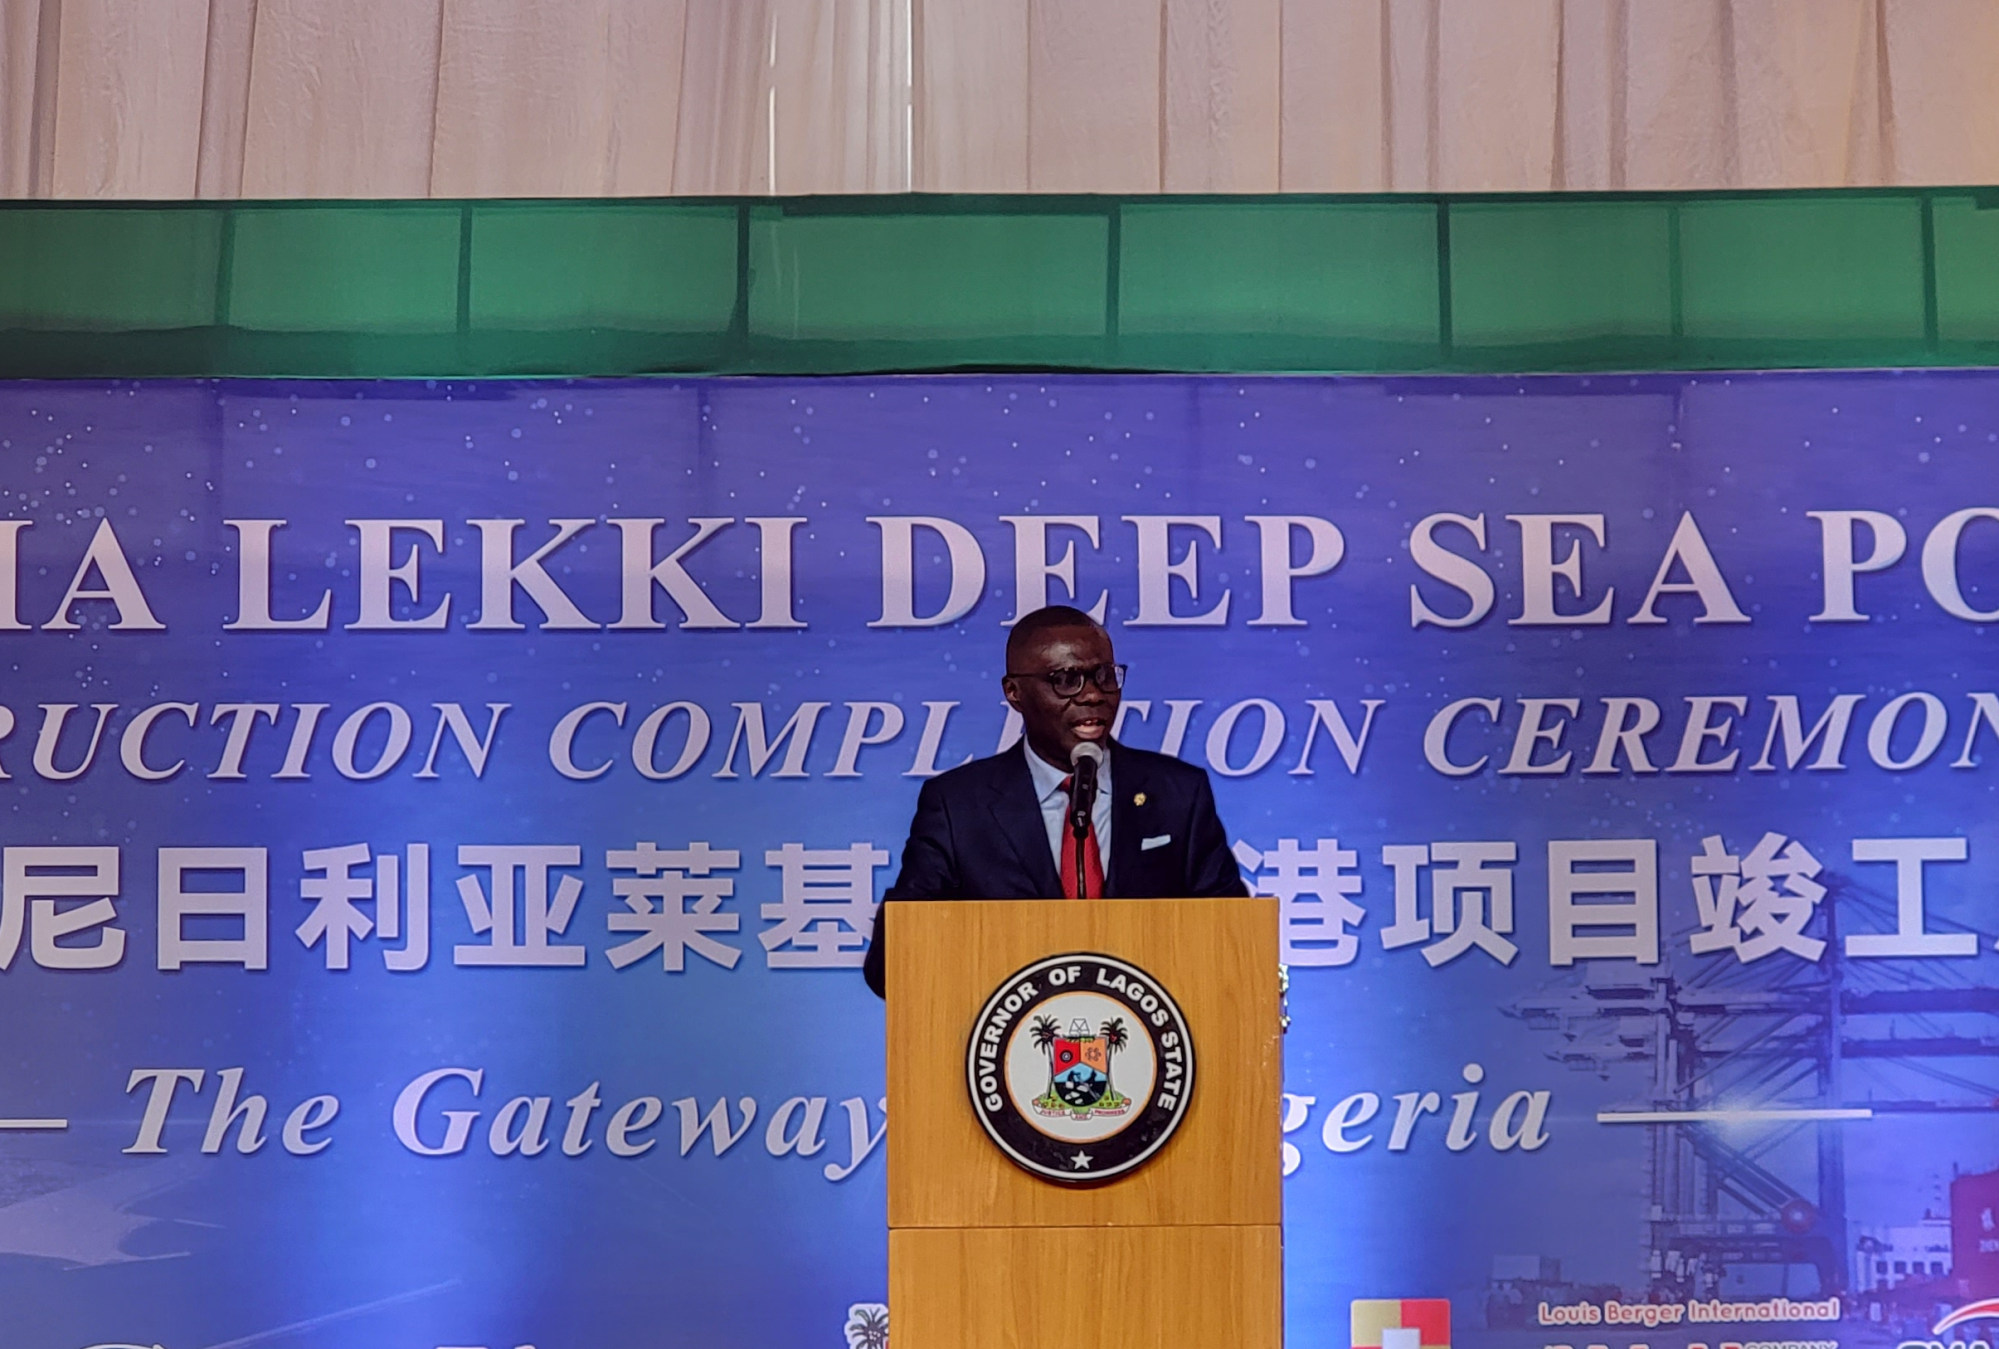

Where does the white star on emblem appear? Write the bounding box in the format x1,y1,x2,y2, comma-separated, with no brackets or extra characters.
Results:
1070,1151,1093,1169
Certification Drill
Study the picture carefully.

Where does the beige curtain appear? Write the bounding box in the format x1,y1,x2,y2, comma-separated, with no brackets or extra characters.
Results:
3,0,1997,199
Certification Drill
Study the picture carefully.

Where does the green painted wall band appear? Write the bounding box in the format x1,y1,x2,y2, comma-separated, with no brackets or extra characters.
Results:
3,191,1998,378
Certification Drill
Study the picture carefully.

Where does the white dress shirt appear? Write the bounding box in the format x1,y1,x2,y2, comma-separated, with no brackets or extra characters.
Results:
1024,745,1114,876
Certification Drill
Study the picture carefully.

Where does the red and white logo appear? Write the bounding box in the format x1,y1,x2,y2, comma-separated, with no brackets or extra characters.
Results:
1352,1298,1452,1349
1933,1299,1999,1338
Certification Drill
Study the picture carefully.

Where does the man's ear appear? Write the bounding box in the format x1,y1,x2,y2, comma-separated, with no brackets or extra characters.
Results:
1000,676,1022,713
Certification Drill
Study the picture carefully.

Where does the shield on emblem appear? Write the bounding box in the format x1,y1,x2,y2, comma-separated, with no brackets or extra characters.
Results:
1050,1036,1109,1107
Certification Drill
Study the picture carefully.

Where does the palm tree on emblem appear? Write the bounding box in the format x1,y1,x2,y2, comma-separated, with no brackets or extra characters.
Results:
1100,1016,1128,1099
845,1303,889,1349
1028,1014,1061,1093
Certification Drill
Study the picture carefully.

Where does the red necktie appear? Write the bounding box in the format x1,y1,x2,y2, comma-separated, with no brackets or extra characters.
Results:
1058,774,1105,900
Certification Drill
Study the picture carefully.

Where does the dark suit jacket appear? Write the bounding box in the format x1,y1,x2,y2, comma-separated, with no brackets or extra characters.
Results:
862,739,1248,996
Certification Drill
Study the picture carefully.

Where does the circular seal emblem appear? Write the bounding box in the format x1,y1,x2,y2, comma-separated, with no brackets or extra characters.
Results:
964,952,1195,1184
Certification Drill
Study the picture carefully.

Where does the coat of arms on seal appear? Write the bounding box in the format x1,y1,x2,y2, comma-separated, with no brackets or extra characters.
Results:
965,952,1195,1184
1030,1015,1132,1115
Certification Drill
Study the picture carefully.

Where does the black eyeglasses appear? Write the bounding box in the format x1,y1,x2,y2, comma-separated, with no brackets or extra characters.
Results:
1005,663,1128,698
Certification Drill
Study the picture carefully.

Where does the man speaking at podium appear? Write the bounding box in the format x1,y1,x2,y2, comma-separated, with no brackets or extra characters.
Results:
863,604,1247,997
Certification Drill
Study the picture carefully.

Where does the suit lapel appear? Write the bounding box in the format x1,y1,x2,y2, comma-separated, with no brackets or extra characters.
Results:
1106,741,1154,897
986,742,1063,899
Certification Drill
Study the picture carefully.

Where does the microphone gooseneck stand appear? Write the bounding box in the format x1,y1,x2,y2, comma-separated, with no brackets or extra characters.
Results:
1069,746,1100,899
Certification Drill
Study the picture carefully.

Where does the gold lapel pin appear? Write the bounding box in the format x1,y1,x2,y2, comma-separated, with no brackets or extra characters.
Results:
1133,792,1146,806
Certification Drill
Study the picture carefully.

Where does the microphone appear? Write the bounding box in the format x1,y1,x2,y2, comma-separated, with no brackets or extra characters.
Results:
1068,741,1104,837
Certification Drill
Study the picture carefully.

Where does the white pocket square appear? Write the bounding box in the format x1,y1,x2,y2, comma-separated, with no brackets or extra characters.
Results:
1140,834,1172,851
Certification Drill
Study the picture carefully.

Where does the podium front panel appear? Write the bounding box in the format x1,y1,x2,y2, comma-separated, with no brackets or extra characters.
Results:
885,896,1281,1231
889,1223,1282,1349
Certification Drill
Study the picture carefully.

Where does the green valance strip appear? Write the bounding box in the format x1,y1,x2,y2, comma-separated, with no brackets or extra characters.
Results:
3,191,1997,378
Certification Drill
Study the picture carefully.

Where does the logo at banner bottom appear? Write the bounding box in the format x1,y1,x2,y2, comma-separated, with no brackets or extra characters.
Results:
964,952,1194,1184
1352,1298,1452,1349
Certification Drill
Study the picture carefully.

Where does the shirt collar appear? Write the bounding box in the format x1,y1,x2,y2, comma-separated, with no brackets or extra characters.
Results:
1023,741,1110,803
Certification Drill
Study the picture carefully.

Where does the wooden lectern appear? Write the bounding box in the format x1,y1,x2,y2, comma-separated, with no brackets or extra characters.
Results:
886,896,1282,1348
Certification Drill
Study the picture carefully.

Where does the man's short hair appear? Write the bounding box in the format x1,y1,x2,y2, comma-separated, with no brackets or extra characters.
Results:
1005,604,1104,667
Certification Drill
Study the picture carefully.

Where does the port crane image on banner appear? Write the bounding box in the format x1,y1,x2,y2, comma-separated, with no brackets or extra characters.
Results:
1513,868,1999,1308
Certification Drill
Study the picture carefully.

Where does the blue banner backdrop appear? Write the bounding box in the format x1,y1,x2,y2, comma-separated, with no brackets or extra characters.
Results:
0,373,1996,1349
